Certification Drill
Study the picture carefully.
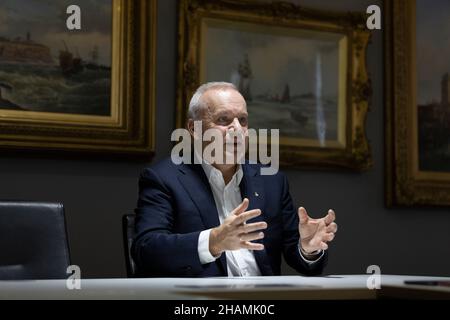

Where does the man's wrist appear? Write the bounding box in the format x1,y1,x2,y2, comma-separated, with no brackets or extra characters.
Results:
299,245,321,259
209,227,223,257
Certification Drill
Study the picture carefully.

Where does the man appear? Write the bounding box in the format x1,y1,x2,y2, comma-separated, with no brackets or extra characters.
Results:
132,82,337,277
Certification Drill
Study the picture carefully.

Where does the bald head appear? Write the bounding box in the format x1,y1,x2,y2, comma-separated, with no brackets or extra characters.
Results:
188,82,244,121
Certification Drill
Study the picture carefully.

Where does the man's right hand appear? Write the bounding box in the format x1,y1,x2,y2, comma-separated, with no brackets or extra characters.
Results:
209,198,267,257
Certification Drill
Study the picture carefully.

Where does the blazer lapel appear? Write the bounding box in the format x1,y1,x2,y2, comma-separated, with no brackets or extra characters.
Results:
177,163,227,274
178,163,220,229
240,164,274,276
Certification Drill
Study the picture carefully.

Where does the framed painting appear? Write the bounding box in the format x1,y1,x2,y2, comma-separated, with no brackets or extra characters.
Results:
385,0,450,206
0,0,156,157
177,0,372,170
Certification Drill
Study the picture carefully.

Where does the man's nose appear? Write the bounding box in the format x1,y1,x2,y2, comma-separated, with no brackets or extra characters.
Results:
229,117,242,131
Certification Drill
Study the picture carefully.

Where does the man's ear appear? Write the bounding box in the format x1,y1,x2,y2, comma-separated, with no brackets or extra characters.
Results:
187,119,195,138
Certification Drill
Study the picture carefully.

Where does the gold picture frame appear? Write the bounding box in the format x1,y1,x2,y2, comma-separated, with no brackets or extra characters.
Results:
385,0,450,206
0,0,156,157
176,0,372,171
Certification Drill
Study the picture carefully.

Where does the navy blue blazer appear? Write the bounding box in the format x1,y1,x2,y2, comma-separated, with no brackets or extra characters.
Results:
132,157,328,277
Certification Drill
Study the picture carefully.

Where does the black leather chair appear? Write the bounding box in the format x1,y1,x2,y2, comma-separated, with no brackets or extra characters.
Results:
122,214,137,277
0,201,71,280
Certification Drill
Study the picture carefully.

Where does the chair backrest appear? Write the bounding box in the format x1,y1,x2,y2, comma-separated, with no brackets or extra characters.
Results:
0,201,71,280
122,214,137,277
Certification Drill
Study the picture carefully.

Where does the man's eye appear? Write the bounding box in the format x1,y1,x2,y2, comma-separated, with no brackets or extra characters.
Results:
239,117,248,125
218,117,229,123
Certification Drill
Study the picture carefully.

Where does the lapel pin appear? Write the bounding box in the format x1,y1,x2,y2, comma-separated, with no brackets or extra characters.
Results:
254,192,259,197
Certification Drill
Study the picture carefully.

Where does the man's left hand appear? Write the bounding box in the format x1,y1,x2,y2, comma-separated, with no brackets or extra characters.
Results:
298,207,337,254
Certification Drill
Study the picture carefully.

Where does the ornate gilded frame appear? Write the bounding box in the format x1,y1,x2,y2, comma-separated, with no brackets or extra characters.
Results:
385,0,450,206
0,0,156,157
176,0,372,171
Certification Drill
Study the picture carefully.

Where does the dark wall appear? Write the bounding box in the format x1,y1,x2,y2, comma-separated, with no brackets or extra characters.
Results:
1,0,449,278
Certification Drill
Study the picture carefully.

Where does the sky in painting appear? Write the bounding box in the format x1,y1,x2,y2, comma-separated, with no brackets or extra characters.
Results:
0,0,111,66
203,21,341,99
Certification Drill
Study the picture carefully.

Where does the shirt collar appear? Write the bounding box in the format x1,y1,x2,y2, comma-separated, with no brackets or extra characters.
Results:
196,153,243,188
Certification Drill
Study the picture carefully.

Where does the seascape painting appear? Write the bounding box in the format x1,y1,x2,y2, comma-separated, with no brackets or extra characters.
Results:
201,19,344,147
416,0,450,172
0,0,112,116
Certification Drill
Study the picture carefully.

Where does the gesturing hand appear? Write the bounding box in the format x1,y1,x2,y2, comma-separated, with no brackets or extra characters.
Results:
298,207,337,254
209,198,267,256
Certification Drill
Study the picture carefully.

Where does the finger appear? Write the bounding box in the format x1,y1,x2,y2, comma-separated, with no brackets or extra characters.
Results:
236,221,267,234
319,241,329,250
298,207,309,224
233,198,249,216
324,209,336,225
316,219,327,233
232,209,261,225
240,241,264,251
322,232,335,242
239,231,264,242
308,219,327,239
326,222,338,233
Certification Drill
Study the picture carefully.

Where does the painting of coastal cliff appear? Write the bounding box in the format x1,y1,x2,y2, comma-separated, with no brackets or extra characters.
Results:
0,0,112,116
201,19,345,147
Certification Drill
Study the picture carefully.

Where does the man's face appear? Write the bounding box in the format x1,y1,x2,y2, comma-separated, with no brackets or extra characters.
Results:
194,88,249,164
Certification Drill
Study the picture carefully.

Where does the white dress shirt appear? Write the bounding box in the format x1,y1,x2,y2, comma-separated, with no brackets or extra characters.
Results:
197,161,323,277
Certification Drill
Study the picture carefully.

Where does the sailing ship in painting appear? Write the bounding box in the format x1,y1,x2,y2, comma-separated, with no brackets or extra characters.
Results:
59,40,84,76
0,32,111,115
58,42,110,76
